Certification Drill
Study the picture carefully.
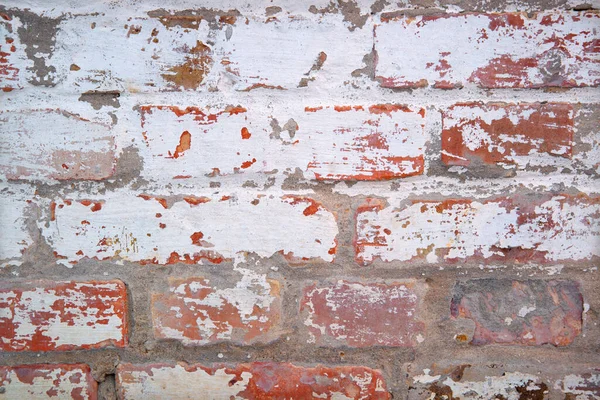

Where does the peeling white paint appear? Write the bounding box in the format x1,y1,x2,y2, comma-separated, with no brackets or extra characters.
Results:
0,365,95,399
0,187,33,260
376,12,600,88
117,364,252,400
356,196,600,263
42,191,338,264
0,109,115,181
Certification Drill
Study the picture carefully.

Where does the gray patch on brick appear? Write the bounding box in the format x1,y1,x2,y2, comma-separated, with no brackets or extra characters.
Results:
78,91,121,110
0,6,62,86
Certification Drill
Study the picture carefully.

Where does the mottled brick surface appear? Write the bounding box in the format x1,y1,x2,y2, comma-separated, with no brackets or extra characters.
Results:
451,279,583,346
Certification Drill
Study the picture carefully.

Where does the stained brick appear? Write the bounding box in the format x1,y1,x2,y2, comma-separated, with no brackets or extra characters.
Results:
152,275,282,345
138,104,425,182
43,192,337,266
442,102,574,168
451,279,583,346
0,364,97,399
0,280,128,352
355,194,600,264
116,362,390,399
0,110,115,181
301,281,425,347
376,11,600,89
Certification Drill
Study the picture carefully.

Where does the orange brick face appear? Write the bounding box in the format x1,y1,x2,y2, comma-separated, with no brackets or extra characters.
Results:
442,103,574,167
0,280,127,352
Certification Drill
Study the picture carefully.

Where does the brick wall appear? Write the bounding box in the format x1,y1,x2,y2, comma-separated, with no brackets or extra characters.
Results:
0,0,599,398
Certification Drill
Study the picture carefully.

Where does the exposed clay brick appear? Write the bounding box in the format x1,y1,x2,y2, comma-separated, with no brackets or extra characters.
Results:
301,281,425,347
43,193,337,266
152,274,282,345
451,279,583,346
376,11,600,89
355,194,600,264
0,280,128,352
116,362,390,399
138,104,425,182
442,103,574,168
0,364,97,399
0,109,115,181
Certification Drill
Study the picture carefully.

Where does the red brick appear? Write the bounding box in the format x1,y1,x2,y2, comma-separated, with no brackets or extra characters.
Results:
355,194,600,264
376,11,600,88
0,364,97,399
152,276,282,345
116,362,390,399
451,279,583,346
442,103,574,167
0,280,128,352
301,281,425,347
0,109,115,181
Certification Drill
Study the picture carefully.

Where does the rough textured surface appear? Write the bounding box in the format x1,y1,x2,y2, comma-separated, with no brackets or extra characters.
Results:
442,102,574,168
0,280,127,352
376,11,600,89
152,274,282,345
0,364,97,399
451,279,583,346
116,362,390,399
0,109,115,181
0,1,599,399
301,281,425,347
356,194,600,264
138,104,425,182
43,193,338,266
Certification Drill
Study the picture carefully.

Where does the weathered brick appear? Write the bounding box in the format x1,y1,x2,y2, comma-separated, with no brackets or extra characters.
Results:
53,14,370,92
355,194,600,264
55,16,209,93
152,274,282,345
0,280,128,352
204,16,372,91
43,192,337,266
556,371,600,398
408,365,549,399
301,281,425,347
138,104,425,182
116,362,390,399
376,11,600,89
302,105,426,180
0,364,97,399
0,21,20,92
442,102,574,168
451,279,583,346
0,110,115,181
0,188,33,261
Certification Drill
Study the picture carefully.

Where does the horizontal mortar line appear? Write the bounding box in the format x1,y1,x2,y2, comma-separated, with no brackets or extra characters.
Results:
3,87,600,106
